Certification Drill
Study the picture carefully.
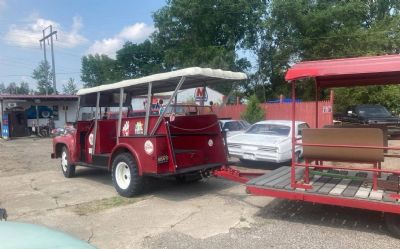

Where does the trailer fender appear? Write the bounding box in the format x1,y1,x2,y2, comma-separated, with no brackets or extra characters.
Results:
109,143,143,175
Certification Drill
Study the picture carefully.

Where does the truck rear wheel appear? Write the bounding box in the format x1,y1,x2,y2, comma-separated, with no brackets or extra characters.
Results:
385,213,400,239
112,153,144,197
61,146,75,178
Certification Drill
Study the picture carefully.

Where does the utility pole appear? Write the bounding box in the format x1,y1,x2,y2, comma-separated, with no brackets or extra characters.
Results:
39,25,58,95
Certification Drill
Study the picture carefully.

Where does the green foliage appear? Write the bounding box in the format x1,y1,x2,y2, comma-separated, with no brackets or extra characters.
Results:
62,78,78,95
81,54,122,88
32,60,53,95
116,40,170,79
241,95,265,124
0,82,30,94
258,0,400,102
152,0,266,94
334,86,400,114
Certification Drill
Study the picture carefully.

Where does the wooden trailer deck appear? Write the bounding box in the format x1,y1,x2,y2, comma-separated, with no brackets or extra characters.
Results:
246,166,400,211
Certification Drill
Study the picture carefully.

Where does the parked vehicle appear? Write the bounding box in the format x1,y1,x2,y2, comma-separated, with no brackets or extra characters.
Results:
0,221,94,248
335,104,400,125
227,120,309,163
51,67,247,197
219,119,250,137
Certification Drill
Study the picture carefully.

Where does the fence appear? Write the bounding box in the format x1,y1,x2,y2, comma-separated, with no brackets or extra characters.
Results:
214,100,333,128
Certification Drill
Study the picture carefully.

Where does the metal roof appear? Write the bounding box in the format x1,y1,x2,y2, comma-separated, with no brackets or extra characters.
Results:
77,67,247,96
285,54,400,88
0,94,78,101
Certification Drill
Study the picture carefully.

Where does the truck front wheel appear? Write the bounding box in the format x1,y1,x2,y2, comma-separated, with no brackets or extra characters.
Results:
61,146,75,178
111,153,144,197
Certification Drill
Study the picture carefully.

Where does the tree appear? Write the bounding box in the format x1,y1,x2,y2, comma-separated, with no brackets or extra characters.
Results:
32,60,54,95
152,0,267,94
62,78,78,95
18,82,30,94
241,94,265,124
0,83,5,94
81,54,122,88
116,40,170,79
257,0,400,102
5,82,17,94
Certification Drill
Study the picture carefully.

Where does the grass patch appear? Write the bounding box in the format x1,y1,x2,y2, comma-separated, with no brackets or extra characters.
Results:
71,196,144,216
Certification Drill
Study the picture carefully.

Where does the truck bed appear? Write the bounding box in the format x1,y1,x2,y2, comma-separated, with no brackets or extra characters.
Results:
246,166,400,214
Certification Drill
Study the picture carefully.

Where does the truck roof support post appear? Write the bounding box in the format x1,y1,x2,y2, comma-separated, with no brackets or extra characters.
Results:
144,82,152,135
150,76,186,135
75,97,81,123
92,92,100,154
117,88,124,143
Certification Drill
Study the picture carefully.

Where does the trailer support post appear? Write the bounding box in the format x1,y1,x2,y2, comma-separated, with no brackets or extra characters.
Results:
291,81,296,189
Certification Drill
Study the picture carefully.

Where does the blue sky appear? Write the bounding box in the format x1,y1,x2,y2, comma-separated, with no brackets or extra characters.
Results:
0,0,166,91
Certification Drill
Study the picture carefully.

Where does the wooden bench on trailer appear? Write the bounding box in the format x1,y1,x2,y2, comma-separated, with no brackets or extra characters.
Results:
246,128,400,218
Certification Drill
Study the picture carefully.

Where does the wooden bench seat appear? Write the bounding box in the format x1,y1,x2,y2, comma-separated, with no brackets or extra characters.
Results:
302,128,384,163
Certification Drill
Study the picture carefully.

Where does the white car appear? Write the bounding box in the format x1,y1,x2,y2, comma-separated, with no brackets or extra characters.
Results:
219,119,251,137
227,120,309,163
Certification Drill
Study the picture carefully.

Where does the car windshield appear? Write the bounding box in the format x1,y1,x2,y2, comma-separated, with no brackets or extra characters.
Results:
246,124,290,136
357,106,391,117
223,121,243,131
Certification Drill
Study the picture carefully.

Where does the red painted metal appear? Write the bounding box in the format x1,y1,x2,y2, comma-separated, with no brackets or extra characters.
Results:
246,186,400,215
295,163,400,174
213,167,264,184
285,54,400,88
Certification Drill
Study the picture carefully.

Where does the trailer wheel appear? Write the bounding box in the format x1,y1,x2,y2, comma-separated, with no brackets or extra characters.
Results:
61,146,75,178
385,213,400,239
112,153,144,197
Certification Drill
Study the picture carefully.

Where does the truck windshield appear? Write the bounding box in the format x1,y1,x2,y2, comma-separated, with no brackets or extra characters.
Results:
357,106,391,117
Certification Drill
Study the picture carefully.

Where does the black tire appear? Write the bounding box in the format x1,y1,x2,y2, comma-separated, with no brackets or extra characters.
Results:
111,153,144,197
294,151,302,163
385,213,400,239
61,146,75,178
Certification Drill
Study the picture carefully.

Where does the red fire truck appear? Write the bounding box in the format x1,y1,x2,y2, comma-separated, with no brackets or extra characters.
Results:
51,67,246,197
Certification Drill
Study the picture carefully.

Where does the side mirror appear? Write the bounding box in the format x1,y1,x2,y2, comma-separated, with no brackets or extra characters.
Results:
347,110,356,117
224,128,230,132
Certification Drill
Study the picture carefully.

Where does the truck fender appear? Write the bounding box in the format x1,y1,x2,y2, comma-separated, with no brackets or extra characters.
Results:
109,143,143,175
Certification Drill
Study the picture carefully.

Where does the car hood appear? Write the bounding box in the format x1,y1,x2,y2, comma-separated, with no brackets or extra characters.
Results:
227,133,289,147
0,222,95,249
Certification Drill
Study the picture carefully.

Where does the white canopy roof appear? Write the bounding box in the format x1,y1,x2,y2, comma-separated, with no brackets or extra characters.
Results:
77,67,247,96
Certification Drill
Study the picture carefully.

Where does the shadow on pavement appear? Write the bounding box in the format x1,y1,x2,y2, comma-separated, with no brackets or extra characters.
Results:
73,166,241,202
256,198,388,236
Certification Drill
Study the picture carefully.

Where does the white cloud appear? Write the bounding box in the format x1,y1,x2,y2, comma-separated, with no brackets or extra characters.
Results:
4,16,88,48
86,22,155,58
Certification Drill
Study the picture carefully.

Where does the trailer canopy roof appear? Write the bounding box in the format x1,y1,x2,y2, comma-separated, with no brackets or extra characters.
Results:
285,54,400,88
77,67,247,96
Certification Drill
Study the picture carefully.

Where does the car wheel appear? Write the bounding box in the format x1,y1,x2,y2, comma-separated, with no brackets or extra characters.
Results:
385,213,400,239
294,151,302,163
61,146,75,178
112,153,144,197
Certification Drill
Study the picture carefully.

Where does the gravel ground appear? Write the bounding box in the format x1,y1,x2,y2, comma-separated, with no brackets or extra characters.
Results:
0,137,399,249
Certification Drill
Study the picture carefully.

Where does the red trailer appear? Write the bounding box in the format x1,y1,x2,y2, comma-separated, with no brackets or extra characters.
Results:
51,67,246,197
217,55,400,237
